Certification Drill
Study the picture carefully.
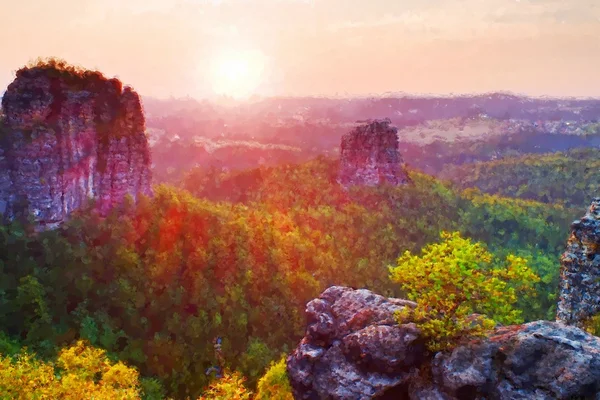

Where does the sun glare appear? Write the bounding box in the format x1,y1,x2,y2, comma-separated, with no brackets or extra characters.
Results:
209,49,266,99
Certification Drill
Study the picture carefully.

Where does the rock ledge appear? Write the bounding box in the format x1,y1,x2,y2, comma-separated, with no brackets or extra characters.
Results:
288,286,600,400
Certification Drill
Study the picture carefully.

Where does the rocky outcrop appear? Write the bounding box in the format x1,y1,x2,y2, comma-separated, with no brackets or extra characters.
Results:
0,60,151,228
338,118,410,188
288,286,600,399
429,321,600,399
557,198,600,327
286,286,421,399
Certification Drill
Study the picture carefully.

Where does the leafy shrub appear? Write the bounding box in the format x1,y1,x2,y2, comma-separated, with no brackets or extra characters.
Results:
390,231,540,352
255,357,293,400
581,314,600,336
198,371,252,400
0,340,141,399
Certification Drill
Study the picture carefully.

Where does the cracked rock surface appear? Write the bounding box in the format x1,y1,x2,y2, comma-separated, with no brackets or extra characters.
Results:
338,118,410,188
287,286,422,399
557,198,600,327
0,63,152,229
288,286,600,399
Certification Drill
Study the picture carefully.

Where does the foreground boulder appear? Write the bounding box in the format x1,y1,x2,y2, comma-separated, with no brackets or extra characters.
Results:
0,60,152,229
286,286,421,399
337,118,410,188
288,286,600,399
432,321,600,399
557,198,600,327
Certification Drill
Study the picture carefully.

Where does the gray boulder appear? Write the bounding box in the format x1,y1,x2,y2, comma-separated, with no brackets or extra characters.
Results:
288,287,600,399
287,286,421,399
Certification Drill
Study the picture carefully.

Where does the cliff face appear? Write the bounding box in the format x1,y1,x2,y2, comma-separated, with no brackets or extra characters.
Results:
338,118,410,188
288,286,600,400
0,61,151,228
557,198,600,327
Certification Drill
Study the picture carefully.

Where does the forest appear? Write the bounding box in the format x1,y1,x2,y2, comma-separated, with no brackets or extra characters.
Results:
441,147,600,208
0,151,587,398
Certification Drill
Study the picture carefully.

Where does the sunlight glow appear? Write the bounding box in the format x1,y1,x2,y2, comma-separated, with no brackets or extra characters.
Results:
209,49,267,99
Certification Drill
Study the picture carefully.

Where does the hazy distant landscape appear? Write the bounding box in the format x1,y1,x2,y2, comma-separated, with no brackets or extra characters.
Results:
143,93,600,182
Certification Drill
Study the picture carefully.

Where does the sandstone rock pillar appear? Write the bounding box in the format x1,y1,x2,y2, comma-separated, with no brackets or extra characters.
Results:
557,198,600,326
337,118,410,188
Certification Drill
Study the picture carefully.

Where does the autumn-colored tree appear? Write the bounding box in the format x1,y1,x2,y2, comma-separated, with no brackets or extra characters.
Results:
254,357,293,400
0,340,141,399
390,231,540,352
0,157,574,397
198,371,252,400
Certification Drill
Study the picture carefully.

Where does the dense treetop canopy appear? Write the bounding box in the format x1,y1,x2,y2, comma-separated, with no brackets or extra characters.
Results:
0,155,581,398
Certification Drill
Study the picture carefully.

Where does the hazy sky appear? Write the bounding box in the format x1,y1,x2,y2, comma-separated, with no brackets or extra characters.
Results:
2,0,600,99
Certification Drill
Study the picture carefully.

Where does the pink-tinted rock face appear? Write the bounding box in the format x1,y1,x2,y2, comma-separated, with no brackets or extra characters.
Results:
338,118,410,188
0,62,151,228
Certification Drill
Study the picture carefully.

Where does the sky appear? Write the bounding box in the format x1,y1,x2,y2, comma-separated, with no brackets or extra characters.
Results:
1,0,600,99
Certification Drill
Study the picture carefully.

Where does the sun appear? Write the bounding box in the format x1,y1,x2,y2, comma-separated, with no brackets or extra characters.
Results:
209,49,266,99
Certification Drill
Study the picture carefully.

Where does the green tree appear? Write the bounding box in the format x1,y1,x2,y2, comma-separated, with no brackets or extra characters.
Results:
0,156,573,397
390,231,539,352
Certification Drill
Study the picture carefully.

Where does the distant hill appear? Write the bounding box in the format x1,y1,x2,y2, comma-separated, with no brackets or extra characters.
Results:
142,92,600,125
440,148,600,208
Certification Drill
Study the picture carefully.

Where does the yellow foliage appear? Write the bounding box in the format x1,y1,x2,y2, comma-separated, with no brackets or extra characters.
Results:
390,231,539,352
198,370,253,400
582,314,600,336
255,357,293,400
0,341,141,399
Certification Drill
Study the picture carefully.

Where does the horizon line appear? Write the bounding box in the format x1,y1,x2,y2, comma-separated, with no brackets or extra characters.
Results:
3,89,600,104
142,91,600,103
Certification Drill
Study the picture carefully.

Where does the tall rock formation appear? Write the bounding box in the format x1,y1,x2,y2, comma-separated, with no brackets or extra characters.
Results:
338,118,410,188
288,286,600,400
557,198,600,327
0,60,151,229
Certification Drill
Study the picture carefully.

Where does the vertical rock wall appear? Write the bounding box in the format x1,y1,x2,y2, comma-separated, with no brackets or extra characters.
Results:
0,61,152,228
557,198,600,326
338,118,410,188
